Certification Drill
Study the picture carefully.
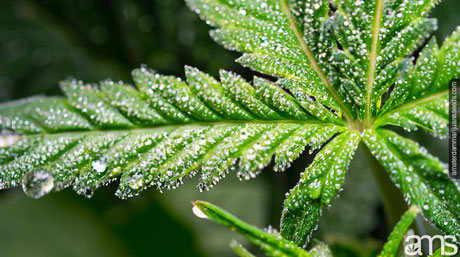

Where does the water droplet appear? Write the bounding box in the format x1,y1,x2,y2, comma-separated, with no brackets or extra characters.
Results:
192,205,208,219
77,186,95,198
92,159,107,174
0,134,21,147
22,170,55,199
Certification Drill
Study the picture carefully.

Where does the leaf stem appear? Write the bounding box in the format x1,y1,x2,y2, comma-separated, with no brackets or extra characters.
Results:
279,0,356,126
377,205,419,257
365,0,385,127
362,143,407,228
230,241,256,257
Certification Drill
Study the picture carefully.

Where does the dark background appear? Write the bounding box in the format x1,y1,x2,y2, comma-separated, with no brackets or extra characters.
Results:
0,0,458,256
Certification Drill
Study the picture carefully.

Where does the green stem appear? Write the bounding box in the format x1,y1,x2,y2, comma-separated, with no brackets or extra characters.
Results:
362,143,407,229
230,241,256,257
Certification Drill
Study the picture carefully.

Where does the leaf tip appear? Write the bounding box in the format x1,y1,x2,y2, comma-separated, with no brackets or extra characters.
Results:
409,205,420,216
192,201,209,219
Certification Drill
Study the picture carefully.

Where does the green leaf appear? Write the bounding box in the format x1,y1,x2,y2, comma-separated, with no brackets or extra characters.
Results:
185,0,356,119
376,27,460,137
333,0,439,120
377,205,420,257
192,200,311,257
280,131,360,246
307,240,334,257
1,0,459,253
193,201,335,257
428,245,457,257
183,0,443,121
363,129,460,242
230,241,257,257
0,66,342,198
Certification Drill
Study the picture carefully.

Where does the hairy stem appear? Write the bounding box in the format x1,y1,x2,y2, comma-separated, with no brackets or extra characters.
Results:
365,0,385,127
279,0,356,126
362,143,407,228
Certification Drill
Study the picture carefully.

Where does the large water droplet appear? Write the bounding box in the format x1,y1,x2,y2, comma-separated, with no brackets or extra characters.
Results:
22,170,55,199
0,134,21,147
92,158,107,174
192,205,208,219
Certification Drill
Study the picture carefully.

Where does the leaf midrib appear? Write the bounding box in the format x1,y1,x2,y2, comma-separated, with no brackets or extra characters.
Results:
365,0,385,126
279,0,355,124
17,119,336,137
376,90,448,121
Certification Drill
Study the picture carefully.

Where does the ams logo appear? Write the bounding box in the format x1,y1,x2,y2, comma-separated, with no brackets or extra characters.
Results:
404,235,458,256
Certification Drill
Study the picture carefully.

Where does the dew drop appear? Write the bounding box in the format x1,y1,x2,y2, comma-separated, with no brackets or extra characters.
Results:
92,159,107,174
0,134,21,147
192,205,208,219
77,186,95,198
22,170,55,199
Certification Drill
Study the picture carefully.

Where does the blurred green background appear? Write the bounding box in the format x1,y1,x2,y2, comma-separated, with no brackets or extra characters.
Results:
0,0,458,256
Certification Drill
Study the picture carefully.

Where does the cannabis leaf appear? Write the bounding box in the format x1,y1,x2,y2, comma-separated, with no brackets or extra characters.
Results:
0,65,343,199
186,0,354,121
363,129,460,241
378,205,419,257
1,0,460,253
429,245,457,257
230,241,257,257
280,131,360,246
192,200,334,257
376,27,460,137
193,201,414,257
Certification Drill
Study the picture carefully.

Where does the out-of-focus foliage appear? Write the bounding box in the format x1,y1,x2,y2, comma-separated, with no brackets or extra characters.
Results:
0,186,207,257
0,0,247,101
